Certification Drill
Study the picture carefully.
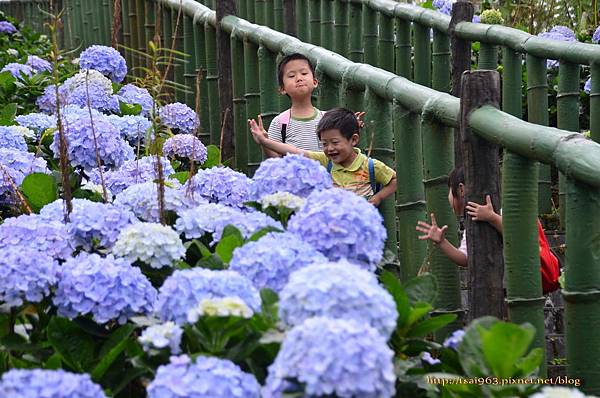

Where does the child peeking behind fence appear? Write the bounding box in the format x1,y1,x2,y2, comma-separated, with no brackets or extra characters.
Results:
415,167,560,294
249,107,397,207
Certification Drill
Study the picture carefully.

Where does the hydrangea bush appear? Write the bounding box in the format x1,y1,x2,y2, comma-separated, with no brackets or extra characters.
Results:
162,133,207,163
147,355,261,398
106,114,153,144
15,112,57,136
158,102,200,133
0,148,49,198
155,268,261,325
25,55,52,73
0,369,107,398
288,188,386,270
115,84,155,116
79,45,127,83
183,167,252,209
278,260,398,338
229,232,327,292
112,223,185,268
53,253,156,324
263,317,396,398
0,126,27,151
0,20,17,35
1,62,33,79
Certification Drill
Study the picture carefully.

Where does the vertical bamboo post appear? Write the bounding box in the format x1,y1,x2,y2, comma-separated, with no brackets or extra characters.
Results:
395,17,411,78
478,43,498,70
320,0,333,50
333,0,348,57
316,64,338,111
309,0,320,46
204,20,220,146
135,0,146,64
231,32,248,174
97,0,106,45
89,1,99,44
502,47,546,375
128,0,140,72
282,0,296,36
122,0,133,69
259,45,279,149
274,0,284,31
432,30,451,93
255,0,266,25
266,0,275,28
591,64,600,144
378,13,394,73
340,68,364,121
362,3,378,67
144,0,156,54
347,1,363,63
192,16,211,144
244,40,262,175
71,0,82,48
105,0,113,45
217,0,236,162
527,55,552,215
564,180,600,395
413,23,431,88
296,0,309,41
557,62,580,230
237,0,248,20
183,14,195,108
81,0,91,48
364,87,397,257
162,4,175,96
171,8,185,103
246,0,255,22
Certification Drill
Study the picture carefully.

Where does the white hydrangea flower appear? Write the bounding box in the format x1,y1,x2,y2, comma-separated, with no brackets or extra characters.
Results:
139,321,183,354
530,387,588,398
186,297,254,323
64,69,113,94
10,126,35,139
7,49,18,57
112,223,185,269
260,191,306,211
80,180,112,198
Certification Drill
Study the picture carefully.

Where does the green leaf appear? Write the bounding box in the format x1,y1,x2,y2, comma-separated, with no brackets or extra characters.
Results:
457,316,498,377
480,322,536,379
215,225,245,263
406,313,457,338
0,103,17,125
91,324,135,381
514,348,544,377
0,71,16,93
47,317,97,372
406,302,434,326
404,273,437,306
170,171,191,184
44,353,62,369
118,101,142,116
203,145,221,168
248,226,284,242
20,173,58,212
380,271,410,326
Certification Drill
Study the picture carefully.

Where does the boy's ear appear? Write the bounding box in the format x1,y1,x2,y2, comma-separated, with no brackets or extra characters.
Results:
313,77,319,88
350,133,360,145
278,86,286,95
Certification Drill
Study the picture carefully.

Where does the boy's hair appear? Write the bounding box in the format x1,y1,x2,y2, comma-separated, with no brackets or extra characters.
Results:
448,167,464,198
316,107,359,140
277,53,315,87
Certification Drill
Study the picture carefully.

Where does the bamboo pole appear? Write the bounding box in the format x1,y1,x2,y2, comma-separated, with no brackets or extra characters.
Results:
316,63,339,111
378,12,394,73
478,43,498,71
122,0,132,68
362,3,378,67
204,20,220,145
296,0,309,41
231,32,248,173
171,9,185,103
265,0,275,28
258,45,279,145
320,0,333,50
254,0,266,26
432,30,450,94
333,0,348,58
309,0,320,46
395,17,411,79
135,0,146,65
183,15,195,107
347,1,363,63
413,23,431,88
591,64,600,144
192,16,211,144
244,40,262,176
274,0,284,31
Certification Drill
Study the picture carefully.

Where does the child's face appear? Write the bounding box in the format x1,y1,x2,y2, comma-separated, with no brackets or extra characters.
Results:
320,129,359,168
447,184,465,216
279,60,318,98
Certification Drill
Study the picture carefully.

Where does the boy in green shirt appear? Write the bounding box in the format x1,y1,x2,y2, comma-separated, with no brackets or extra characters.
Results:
249,107,397,206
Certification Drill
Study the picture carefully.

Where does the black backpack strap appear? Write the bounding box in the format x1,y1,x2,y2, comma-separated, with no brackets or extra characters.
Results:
281,123,287,144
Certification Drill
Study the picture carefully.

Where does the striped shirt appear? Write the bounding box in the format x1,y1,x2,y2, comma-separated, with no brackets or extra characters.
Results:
267,107,323,151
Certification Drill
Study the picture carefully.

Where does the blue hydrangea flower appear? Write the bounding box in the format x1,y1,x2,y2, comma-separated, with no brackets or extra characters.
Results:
229,232,327,292
443,329,466,350
26,55,52,73
421,352,441,366
0,369,107,398
288,188,386,270
159,102,200,133
0,21,17,34
432,0,452,15
36,84,68,113
183,167,252,209
15,113,57,136
40,198,138,250
162,134,207,163
79,45,127,83
105,114,153,144
50,112,134,170
594,25,600,43
148,355,261,398
0,126,28,151
139,322,183,354
585,77,591,94
175,203,282,245
115,84,155,117
89,155,175,196
66,82,119,112
263,317,396,398
538,28,576,68
155,268,261,325
1,63,33,79
115,180,204,221
250,154,332,200
0,214,73,260
0,246,59,308
112,223,185,268
549,25,576,41
0,148,49,197
54,253,156,324
278,259,398,338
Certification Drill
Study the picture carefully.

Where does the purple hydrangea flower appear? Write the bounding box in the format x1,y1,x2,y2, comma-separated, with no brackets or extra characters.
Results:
162,133,207,163
26,55,52,73
0,369,107,398
1,62,33,79
0,245,59,308
229,232,327,292
66,82,119,112
148,355,261,398
36,84,68,113
183,166,252,209
139,322,183,354
79,45,128,83
0,214,73,260
550,25,576,41
443,329,466,350
432,0,452,16
155,268,261,325
0,126,28,151
106,114,153,144
40,198,138,250
89,155,175,195
54,253,156,324
175,203,282,244
279,259,398,337
422,352,442,365
0,148,49,197
15,113,57,135
538,28,576,68
472,14,481,23
50,112,134,170
115,84,155,117
0,21,17,35
114,180,204,221
288,188,387,270
593,25,600,43
263,317,396,398
585,77,591,94
159,102,200,133
250,154,333,200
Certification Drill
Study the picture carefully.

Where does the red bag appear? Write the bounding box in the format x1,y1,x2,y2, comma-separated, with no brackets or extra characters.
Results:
538,219,561,294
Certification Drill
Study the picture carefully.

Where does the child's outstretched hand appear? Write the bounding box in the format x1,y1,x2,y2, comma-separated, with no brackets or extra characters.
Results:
355,111,366,129
416,213,448,244
248,115,268,145
466,195,496,222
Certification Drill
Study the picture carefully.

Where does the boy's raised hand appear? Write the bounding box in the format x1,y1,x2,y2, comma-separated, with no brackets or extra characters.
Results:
248,114,269,145
466,194,496,222
416,213,448,244
355,111,366,129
